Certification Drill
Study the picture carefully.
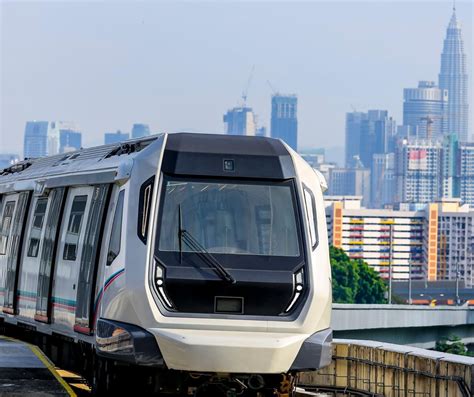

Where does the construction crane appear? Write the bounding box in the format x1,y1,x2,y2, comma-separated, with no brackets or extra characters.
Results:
266,80,278,96
241,65,255,107
419,115,440,140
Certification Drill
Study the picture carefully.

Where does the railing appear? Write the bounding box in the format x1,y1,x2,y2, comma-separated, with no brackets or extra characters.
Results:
298,340,473,397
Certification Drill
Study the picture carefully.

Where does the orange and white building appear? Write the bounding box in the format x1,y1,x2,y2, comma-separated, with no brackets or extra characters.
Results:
325,196,474,287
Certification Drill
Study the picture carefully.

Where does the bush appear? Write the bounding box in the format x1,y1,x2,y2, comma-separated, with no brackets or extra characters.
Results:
435,335,473,357
330,246,387,304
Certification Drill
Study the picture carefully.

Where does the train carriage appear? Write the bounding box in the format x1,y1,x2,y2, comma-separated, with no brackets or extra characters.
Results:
0,133,332,396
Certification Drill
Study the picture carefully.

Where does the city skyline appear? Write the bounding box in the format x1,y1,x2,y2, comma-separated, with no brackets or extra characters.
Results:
1,1,472,162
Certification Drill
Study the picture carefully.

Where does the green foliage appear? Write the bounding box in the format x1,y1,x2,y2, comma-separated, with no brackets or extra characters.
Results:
435,335,473,357
330,246,387,304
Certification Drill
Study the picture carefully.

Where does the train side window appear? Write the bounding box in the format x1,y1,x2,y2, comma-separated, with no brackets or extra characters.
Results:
138,177,154,244
303,185,318,250
0,201,15,255
27,198,48,257
63,195,88,261
107,190,124,266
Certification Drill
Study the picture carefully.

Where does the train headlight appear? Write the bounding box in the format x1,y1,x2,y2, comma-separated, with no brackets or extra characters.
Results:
284,268,305,313
154,260,175,309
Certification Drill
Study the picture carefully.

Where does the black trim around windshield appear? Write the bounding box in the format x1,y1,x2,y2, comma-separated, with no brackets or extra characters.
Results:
150,173,310,318
154,174,306,267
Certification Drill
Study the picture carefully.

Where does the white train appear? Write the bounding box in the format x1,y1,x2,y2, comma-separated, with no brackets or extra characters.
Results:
0,133,332,396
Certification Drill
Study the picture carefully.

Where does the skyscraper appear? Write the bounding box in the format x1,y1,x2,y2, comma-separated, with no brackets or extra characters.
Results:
345,110,396,169
403,81,448,139
131,123,151,139
359,110,396,169
270,95,298,150
438,8,469,141
371,153,396,208
223,107,256,136
104,130,129,145
24,121,51,158
59,130,82,153
345,111,367,167
24,121,79,158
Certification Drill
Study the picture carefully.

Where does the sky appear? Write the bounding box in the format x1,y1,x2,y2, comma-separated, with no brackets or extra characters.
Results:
0,0,472,164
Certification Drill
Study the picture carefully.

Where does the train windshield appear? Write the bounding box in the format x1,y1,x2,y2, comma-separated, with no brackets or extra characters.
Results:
158,178,300,257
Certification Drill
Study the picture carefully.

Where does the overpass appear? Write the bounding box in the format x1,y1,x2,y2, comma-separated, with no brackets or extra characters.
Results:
332,304,474,348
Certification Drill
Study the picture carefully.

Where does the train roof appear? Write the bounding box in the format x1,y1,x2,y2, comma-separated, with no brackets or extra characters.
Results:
162,133,295,180
0,132,297,193
0,135,161,193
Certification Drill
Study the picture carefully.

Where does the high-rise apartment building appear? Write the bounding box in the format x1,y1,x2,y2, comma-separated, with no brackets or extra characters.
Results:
437,200,474,287
270,95,298,150
396,139,443,204
458,142,474,206
131,123,151,139
223,107,256,136
436,134,474,206
326,196,474,287
438,9,469,141
395,135,474,208
104,130,129,145
24,121,79,158
403,81,448,139
59,130,82,153
325,197,426,281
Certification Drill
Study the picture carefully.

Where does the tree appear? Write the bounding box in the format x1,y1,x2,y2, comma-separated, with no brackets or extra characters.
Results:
435,335,473,357
330,246,387,304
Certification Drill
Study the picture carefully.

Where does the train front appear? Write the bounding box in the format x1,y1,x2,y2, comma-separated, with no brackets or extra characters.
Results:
102,133,332,395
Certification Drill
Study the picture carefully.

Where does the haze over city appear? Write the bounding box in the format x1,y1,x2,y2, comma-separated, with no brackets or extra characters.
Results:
1,0,472,163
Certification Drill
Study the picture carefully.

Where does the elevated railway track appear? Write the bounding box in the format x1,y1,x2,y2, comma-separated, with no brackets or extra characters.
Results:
3,331,472,397
299,340,473,397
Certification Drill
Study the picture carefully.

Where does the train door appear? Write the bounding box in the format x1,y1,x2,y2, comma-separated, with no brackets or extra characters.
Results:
0,194,19,308
35,188,67,323
74,184,111,334
3,191,30,314
17,195,50,319
51,187,92,331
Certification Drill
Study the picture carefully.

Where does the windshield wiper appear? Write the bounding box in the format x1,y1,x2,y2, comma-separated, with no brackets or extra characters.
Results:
178,205,235,284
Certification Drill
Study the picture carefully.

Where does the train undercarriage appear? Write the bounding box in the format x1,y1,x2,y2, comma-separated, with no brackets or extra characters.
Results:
1,321,299,397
